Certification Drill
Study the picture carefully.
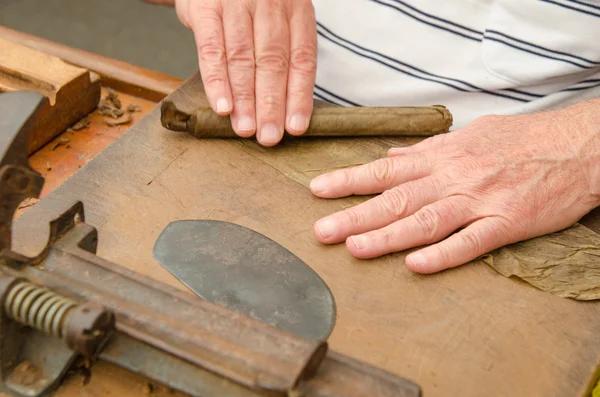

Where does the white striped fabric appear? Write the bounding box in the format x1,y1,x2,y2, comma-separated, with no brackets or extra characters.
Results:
312,0,600,129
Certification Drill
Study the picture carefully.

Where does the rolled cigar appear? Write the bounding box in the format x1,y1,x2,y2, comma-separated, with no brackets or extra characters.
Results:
160,100,453,138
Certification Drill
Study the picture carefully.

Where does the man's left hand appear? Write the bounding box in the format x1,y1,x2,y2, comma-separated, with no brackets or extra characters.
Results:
309,100,600,274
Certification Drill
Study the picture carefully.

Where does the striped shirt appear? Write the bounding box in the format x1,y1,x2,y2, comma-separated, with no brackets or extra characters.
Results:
313,0,600,130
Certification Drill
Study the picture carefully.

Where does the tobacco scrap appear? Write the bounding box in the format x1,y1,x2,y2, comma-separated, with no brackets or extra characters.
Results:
98,88,125,118
482,223,600,300
52,137,71,151
103,112,132,127
70,118,91,131
46,162,51,171
98,99,125,118
128,103,142,113
98,89,139,127
106,87,122,109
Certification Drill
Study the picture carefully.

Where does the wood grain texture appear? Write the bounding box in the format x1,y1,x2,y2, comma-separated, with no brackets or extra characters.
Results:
0,26,183,102
0,37,101,154
13,73,600,397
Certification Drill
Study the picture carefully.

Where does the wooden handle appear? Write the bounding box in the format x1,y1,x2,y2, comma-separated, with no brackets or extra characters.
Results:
161,100,453,138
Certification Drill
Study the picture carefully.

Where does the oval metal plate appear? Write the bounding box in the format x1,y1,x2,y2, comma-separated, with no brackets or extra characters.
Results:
153,220,336,341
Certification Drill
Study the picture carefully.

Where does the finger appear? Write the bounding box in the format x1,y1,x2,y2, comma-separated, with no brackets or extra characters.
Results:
254,2,290,146
406,217,512,274
346,197,471,259
175,0,191,28
191,3,233,116
285,1,317,136
388,132,455,157
314,176,442,244
310,154,432,199
223,4,256,137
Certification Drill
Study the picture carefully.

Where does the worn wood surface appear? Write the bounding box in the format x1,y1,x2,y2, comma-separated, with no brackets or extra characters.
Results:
16,88,157,219
0,36,101,154
0,26,183,102
13,73,600,397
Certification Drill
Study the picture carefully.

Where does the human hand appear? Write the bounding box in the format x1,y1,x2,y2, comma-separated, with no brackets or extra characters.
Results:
309,100,600,274
175,0,318,146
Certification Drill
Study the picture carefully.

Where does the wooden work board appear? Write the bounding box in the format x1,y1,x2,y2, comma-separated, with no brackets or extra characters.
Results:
13,73,600,397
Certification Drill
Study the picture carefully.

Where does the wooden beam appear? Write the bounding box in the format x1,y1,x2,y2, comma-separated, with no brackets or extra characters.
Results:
0,26,184,102
0,37,102,154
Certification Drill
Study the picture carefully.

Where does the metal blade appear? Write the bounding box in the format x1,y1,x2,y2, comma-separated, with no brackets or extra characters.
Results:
153,220,336,341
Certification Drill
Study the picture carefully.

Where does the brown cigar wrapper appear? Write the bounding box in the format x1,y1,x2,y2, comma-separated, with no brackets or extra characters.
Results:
160,100,453,138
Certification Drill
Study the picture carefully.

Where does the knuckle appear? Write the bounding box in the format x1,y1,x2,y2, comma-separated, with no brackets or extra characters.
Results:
202,71,228,87
413,207,440,240
459,230,484,254
379,228,396,246
198,40,226,64
226,43,255,65
231,89,254,103
430,134,449,147
257,94,281,109
256,49,290,73
188,4,218,25
290,44,318,73
344,208,364,228
380,188,409,218
338,169,353,188
368,159,395,185
286,83,313,103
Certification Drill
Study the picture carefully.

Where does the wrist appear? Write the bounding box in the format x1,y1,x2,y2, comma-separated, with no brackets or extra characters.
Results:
563,97,600,201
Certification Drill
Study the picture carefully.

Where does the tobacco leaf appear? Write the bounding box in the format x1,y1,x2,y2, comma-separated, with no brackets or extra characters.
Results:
127,103,142,113
481,223,600,300
52,137,70,150
103,113,132,127
70,118,90,131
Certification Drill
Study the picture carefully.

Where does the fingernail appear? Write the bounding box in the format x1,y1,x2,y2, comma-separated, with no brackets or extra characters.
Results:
289,114,308,132
407,253,427,268
259,124,281,145
349,235,368,250
237,117,255,132
216,98,231,113
316,219,336,239
310,175,328,194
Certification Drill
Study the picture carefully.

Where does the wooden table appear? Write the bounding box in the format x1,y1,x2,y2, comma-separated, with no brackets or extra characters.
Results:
2,27,188,397
3,27,600,397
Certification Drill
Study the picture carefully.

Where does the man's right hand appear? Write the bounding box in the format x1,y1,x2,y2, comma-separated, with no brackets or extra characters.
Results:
175,0,318,146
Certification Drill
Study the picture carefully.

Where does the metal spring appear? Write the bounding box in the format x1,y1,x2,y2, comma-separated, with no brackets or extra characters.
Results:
4,281,77,339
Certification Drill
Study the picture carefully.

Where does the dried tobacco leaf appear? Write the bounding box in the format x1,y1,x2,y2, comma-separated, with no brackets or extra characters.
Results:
52,137,70,150
482,223,600,300
127,104,142,113
70,118,90,131
103,113,132,127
